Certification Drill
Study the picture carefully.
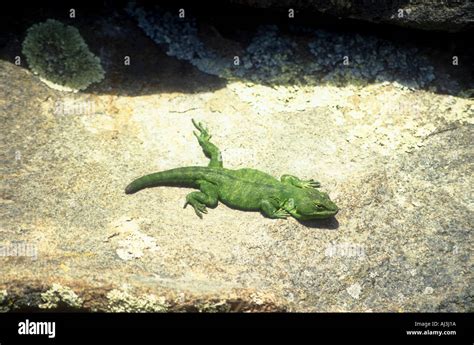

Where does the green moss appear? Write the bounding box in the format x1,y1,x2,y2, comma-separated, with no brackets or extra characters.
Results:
22,19,105,91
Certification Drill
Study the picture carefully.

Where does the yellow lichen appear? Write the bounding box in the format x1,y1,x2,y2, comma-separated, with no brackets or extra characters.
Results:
0,290,9,312
39,283,83,309
107,289,169,312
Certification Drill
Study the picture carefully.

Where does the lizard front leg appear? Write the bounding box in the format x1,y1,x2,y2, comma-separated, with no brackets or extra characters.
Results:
192,119,223,168
183,180,219,218
259,198,290,219
280,174,321,189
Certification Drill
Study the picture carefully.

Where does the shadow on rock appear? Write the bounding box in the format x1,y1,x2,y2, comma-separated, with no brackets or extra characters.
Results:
297,216,339,230
1,2,471,97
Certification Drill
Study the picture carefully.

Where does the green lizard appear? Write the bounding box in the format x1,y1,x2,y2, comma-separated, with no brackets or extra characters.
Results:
125,119,339,220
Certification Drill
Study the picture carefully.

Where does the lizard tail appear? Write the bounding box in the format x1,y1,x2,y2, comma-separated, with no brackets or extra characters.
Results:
125,166,207,194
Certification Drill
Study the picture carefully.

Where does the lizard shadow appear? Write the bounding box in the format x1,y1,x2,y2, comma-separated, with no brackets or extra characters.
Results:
232,208,339,229
295,217,339,230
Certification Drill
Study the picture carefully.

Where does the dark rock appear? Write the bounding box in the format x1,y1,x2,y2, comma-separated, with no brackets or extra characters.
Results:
229,0,474,32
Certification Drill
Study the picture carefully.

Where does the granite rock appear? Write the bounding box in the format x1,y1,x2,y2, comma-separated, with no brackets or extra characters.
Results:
1,55,472,311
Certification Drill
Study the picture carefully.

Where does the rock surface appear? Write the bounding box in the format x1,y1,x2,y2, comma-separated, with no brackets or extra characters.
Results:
0,12,473,312
229,0,474,32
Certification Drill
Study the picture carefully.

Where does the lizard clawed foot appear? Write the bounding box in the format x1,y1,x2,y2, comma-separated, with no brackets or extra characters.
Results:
301,179,321,189
184,199,207,219
192,119,212,142
273,208,290,219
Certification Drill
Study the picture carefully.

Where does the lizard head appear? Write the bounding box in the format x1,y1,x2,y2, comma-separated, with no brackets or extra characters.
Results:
285,190,339,220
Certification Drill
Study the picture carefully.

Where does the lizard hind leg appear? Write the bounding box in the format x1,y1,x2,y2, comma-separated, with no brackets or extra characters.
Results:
192,119,223,168
183,180,219,218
